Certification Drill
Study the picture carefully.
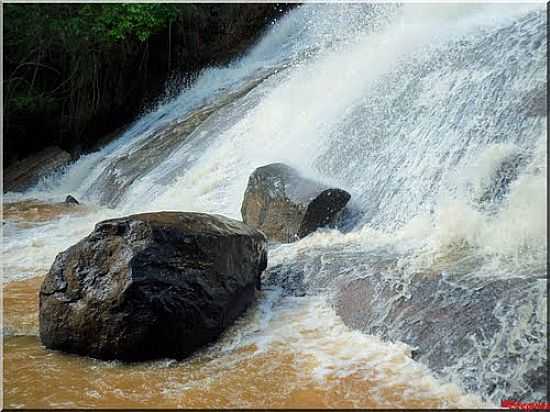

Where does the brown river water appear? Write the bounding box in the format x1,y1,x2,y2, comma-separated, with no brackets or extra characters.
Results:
2,201,489,409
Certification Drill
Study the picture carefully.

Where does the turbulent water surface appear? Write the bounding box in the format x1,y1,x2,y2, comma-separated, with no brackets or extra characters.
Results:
3,3,547,408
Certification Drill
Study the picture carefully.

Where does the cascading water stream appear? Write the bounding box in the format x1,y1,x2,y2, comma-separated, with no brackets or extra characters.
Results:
3,3,546,407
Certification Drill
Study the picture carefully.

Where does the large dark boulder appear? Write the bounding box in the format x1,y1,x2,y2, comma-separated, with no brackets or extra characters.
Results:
241,163,351,243
39,212,267,361
3,146,71,193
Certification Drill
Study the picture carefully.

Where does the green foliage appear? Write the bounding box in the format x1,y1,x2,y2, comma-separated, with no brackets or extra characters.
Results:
3,2,290,166
79,4,181,44
10,94,57,113
4,3,188,148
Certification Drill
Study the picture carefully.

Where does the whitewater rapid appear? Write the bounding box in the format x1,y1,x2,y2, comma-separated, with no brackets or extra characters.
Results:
3,3,547,406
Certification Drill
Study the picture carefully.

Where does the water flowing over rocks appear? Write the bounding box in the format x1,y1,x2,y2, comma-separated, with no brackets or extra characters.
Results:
264,247,547,403
335,273,547,402
263,264,307,297
90,77,268,207
4,4,547,408
241,163,351,243
3,146,71,193
477,152,527,206
521,86,547,118
39,212,267,361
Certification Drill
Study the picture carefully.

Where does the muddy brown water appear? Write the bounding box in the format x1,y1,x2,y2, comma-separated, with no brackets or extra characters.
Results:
3,200,89,225
3,201,488,409
3,274,488,409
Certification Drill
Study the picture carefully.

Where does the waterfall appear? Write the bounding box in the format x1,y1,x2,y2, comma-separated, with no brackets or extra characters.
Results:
3,3,546,405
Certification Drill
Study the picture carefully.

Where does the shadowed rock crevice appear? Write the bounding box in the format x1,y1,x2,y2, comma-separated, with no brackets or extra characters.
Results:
4,146,71,193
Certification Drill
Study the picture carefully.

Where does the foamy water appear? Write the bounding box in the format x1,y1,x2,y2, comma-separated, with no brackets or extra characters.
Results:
3,3,546,408
3,282,491,408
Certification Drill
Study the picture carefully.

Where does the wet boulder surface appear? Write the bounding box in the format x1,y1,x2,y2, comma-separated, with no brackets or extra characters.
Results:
39,212,267,361
263,247,547,403
335,272,547,403
241,163,351,243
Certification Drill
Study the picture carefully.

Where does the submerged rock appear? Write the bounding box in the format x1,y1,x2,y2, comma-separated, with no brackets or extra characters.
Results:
263,247,546,403
3,146,71,193
478,152,527,206
39,212,267,361
335,272,547,403
263,264,307,297
241,163,351,243
89,78,268,207
64,195,80,205
520,86,547,118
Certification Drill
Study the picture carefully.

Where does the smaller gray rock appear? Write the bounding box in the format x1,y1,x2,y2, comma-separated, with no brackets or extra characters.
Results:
241,163,351,243
64,195,80,205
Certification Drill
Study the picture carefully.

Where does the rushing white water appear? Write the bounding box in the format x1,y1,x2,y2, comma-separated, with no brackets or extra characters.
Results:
3,3,546,406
